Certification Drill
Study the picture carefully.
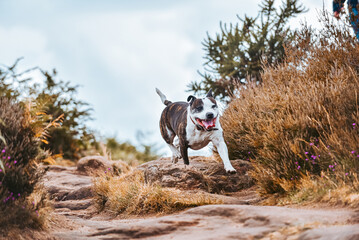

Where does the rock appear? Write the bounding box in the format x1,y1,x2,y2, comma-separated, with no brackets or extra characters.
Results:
137,157,254,193
77,156,112,174
43,165,97,221
42,160,359,240
84,205,359,240
44,165,93,201
298,225,359,240
77,156,131,175
53,199,93,211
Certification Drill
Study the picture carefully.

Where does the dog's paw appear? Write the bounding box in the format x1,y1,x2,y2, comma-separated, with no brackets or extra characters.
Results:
225,168,237,174
173,150,181,159
172,157,179,164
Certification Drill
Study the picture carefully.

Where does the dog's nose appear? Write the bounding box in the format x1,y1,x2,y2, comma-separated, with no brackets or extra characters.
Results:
206,112,214,119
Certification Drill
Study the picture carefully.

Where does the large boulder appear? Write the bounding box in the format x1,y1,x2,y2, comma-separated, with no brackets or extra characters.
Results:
77,156,130,175
137,157,253,193
77,156,112,174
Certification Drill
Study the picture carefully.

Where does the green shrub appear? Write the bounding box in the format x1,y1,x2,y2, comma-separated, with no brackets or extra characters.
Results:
221,11,359,196
0,60,95,161
104,136,159,165
37,70,95,160
188,0,306,99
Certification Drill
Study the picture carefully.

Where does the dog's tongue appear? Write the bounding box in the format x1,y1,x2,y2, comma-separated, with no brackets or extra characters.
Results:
203,119,215,129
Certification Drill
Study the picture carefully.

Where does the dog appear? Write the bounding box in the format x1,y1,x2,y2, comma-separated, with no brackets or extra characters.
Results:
156,88,237,174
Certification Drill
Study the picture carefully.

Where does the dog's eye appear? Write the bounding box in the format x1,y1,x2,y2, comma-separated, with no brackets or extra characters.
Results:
196,106,203,112
212,105,217,109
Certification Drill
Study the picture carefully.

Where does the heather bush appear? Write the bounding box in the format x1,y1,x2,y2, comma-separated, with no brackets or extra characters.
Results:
221,11,359,197
0,97,50,233
0,98,43,204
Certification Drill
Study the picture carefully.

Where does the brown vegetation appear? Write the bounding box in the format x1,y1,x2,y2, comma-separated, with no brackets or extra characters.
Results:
0,98,55,237
221,11,359,204
93,169,222,215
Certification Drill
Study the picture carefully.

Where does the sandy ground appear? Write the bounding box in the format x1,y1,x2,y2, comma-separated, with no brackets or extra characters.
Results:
40,165,359,240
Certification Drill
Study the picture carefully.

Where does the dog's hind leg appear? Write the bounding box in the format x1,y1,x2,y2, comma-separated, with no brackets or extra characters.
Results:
171,136,182,163
162,126,181,163
168,143,181,163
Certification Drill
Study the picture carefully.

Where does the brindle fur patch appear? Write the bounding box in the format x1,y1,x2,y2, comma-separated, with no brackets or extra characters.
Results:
159,101,190,164
207,97,217,105
159,102,188,143
189,99,204,113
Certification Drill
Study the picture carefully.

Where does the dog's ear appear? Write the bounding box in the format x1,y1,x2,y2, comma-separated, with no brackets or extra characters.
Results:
206,89,213,98
187,95,196,105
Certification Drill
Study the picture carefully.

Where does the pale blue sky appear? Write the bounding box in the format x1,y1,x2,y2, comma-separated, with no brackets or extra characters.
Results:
0,0,331,156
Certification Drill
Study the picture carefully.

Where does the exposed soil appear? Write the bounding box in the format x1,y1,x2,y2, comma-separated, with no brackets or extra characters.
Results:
35,161,359,240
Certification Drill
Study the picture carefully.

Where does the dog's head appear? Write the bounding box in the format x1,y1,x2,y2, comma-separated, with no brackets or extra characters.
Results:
187,89,219,131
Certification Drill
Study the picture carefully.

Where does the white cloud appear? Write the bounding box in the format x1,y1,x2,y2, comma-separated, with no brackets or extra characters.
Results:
75,9,196,88
0,26,54,69
55,8,200,150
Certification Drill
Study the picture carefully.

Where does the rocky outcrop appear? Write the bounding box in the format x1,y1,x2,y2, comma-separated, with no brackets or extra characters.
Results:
77,156,112,174
57,204,359,240
75,155,252,193
42,159,359,240
137,157,254,193
43,165,95,220
77,156,130,175
45,165,93,201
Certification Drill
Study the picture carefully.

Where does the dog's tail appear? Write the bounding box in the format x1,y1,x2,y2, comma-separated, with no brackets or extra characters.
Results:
156,88,172,106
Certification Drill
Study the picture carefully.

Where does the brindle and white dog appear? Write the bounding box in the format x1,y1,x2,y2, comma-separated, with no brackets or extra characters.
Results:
156,88,236,174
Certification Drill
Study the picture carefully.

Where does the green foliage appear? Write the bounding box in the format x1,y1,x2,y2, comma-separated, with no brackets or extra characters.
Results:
0,59,30,99
36,70,95,160
105,133,159,164
189,0,306,99
0,59,95,160
0,59,157,163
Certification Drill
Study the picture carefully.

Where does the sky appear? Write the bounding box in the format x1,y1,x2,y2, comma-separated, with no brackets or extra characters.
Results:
0,0,333,156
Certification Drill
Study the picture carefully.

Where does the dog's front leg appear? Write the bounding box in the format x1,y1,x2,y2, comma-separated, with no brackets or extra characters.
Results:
212,136,237,174
180,143,189,165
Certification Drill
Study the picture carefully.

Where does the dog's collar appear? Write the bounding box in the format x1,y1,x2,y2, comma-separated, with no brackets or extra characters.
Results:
189,117,218,131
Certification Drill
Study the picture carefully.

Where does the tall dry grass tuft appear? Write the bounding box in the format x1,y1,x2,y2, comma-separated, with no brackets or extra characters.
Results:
93,170,222,215
281,171,359,207
221,11,359,202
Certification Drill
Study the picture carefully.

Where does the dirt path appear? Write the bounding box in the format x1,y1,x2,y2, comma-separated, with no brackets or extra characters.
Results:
43,165,359,240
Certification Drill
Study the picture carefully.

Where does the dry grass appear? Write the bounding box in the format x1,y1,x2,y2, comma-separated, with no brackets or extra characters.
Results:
0,184,51,238
261,170,359,207
93,170,222,215
221,11,359,205
282,171,359,207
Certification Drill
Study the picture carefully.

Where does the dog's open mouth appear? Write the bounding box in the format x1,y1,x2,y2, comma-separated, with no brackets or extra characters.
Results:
196,117,217,130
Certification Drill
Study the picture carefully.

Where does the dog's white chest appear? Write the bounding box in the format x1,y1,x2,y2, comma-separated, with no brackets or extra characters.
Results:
186,128,212,150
